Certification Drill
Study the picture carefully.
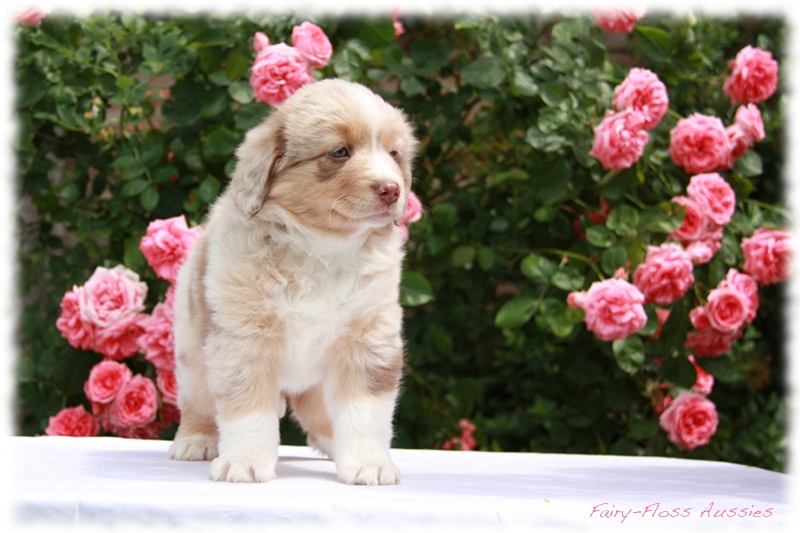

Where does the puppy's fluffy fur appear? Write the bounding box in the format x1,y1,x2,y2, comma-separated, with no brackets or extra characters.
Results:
167,79,417,486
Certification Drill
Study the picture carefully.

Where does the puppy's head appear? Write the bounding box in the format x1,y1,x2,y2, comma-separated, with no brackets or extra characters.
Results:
230,79,417,237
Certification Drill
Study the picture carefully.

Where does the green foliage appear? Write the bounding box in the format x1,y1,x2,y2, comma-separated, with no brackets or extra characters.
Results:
15,12,787,472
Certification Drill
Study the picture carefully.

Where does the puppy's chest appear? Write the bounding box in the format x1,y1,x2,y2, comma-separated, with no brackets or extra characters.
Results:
276,267,375,389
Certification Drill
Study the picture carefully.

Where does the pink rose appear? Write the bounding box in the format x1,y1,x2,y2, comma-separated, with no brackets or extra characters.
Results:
83,360,133,404
685,305,739,357
633,244,695,305
687,173,736,226
718,269,759,323
398,191,423,243
723,46,779,105
685,236,723,265
734,104,766,143
79,265,147,328
94,319,146,361
250,42,315,107
291,21,333,69
13,7,50,26
668,196,713,243
726,124,750,165
568,278,647,341
140,215,201,283
44,405,99,437
253,31,270,53
669,114,731,174
63,265,148,360
589,108,650,170
108,375,159,429
659,391,718,450
740,227,792,285
685,326,736,357
56,287,96,351
705,287,749,333
612,68,669,130
592,10,645,33
157,369,179,406
689,356,714,395
392,9,405,38
137,301,175,371
443,418,477,451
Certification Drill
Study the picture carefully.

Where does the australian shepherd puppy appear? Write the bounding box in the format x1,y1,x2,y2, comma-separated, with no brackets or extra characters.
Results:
167,79,417,485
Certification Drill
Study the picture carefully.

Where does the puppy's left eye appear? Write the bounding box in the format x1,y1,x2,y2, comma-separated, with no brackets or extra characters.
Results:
330,147,349,159
389,150,399,159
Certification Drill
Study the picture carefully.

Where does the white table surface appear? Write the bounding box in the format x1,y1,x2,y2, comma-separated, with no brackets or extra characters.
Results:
6,436,795,532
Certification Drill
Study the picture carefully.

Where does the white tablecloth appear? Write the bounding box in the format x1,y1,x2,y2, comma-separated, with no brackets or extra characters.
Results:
6,436,794,532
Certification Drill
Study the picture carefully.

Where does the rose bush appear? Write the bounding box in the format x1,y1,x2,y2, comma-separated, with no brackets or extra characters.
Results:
15,12,787,470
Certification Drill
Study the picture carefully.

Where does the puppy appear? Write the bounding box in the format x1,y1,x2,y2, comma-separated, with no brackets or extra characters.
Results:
167,79,417,486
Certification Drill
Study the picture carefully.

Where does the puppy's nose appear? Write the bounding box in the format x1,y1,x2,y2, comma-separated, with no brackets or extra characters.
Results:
374,182,400,205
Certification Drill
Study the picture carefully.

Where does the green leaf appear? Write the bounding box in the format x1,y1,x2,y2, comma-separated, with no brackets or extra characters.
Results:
123,230,147,273
331,48,363,80
606,205,639,235
199,175,221,203
202,127,239,158
199,89,229,118
658,357,697,389
140,187,160,211
495,296,539,328
116,75,136,89
538,298,574,338
531,158,571,203
634,27,674,62
462,56,506,89
585,226,616,248
121,178,149,198
477,247,496,271
400,76,426,97
537,107,568,133
432,203,458,229
400,272,434,307
612,336,646,375
551,266,584,291
520,254,556,284
153,165,178,184
512,70,538,97
629,419,660,440
228,81,254,104
733,150,763,178
451,245,476,268
234,101,268,130
539,82,568,107
525,125,565,152
641,201,684,233
695,356,743,384
601,246,628,276
225,50,250,81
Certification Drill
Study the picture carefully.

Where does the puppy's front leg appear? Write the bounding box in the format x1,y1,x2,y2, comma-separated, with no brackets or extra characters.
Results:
204,331,282,483
326,330,403,486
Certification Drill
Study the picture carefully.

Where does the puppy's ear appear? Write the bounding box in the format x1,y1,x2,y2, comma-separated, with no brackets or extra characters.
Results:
229,119,285,217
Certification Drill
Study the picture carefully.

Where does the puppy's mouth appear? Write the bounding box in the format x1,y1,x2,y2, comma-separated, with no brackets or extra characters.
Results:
333,207,397,223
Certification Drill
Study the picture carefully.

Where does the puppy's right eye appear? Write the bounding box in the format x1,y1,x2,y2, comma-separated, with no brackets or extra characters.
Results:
330,147,349,159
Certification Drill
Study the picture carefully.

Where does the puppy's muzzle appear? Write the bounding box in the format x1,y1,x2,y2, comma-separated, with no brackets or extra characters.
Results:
373,182,401,206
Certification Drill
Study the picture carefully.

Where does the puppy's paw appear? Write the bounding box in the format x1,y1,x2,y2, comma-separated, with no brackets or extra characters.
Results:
337,459,400,486
209,455,277,483
169,435,218,461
